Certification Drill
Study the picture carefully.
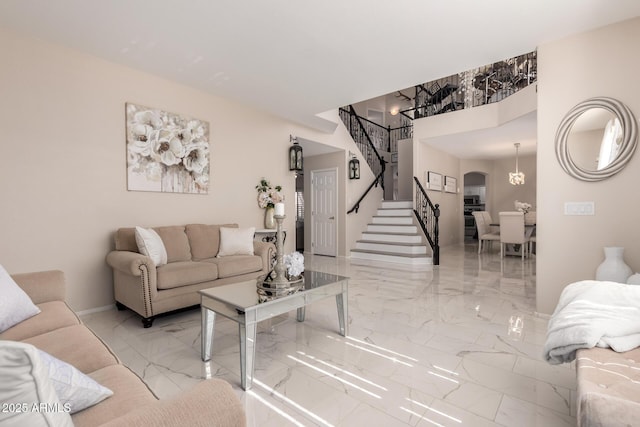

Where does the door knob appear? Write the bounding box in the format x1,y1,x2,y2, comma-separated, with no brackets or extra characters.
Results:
329,216,335,220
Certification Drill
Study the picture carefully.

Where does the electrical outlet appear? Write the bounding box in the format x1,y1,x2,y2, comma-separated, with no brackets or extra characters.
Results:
564,202,595,216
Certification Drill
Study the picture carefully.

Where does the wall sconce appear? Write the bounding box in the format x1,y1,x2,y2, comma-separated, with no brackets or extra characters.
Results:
349,154,360,179
289,135,303,171
390,106,400,116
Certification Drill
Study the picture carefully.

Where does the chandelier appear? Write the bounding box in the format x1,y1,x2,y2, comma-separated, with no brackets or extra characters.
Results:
509,143,525,185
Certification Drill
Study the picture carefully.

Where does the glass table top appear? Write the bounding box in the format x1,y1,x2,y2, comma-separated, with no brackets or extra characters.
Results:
199,270,348,312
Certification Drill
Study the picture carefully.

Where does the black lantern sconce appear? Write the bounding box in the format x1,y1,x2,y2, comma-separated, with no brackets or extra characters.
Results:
349,154,360,180
289,135,303,172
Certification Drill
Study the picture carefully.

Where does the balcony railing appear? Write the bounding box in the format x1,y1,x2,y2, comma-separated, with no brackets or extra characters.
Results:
400,50,537,120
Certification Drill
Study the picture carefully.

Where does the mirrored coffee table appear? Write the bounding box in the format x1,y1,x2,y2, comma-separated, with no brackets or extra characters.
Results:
199,270,349,390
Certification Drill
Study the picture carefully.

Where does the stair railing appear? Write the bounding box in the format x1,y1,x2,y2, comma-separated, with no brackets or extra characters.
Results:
339,106,386,214
413,176,440,265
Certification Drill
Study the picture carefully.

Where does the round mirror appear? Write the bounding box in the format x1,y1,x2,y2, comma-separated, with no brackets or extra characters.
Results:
555,97,638,181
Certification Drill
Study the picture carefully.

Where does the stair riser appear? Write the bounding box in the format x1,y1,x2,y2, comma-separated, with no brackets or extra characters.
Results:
380,201,413,209
376,209,413,217
367,225,418,234
361,233,422,244
372,217,413,225
350,251,432,265
355,242,427,254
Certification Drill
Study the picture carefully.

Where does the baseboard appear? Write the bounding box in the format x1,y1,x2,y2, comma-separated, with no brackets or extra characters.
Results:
76,304,115,316
534,311,551,320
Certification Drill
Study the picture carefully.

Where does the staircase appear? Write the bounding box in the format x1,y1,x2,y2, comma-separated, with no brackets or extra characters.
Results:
350,200,432,265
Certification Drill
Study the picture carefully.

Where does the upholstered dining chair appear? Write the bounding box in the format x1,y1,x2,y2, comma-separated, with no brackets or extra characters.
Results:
524,211,536,254
524,211,536,225
481,211,500,234
472,211,500,254
499,211,530,260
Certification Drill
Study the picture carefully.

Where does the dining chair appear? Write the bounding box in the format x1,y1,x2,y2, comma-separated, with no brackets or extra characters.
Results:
481,211,500,234
472,211,500,254
499,211,530,260
524,211,536,225
524,211,536,254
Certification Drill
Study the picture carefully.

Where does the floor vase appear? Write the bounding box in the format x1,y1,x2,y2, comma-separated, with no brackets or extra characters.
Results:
595,246,632,283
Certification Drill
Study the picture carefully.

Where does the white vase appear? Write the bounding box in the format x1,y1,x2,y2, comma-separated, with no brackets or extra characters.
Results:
264,207,276,229
627,273,640,285
595,247,632,283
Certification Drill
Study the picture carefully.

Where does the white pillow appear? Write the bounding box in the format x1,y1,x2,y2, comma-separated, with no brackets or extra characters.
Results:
37,349,113,414
134,226,168,266
0,264,41,333
218,227,256,257
0,341,74,427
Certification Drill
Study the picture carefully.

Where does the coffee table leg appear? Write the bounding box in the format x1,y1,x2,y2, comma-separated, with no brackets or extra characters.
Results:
201,306,215,362
296,307,306,322
239,321,257,390
336,291,348,336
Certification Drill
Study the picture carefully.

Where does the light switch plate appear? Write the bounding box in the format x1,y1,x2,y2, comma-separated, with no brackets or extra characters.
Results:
564,202,595,215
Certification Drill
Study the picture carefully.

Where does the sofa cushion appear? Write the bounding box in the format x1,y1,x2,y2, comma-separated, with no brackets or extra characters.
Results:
186,223,237,261
23,324,119,374
0,263,41,333
38,348,113,414
113,227,138,252
134,226,168,266
204,255,263,279
218,227,255,257
71,365,157,427
154,226,192,262
0,341,74,427
0,301,80,341
157,261,218,290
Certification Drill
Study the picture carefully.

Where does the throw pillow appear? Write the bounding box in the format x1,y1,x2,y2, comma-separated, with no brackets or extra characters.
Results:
37,349,113,414
217,227,256,257
0,341,74,427
134,226,168,266
0,263,41,333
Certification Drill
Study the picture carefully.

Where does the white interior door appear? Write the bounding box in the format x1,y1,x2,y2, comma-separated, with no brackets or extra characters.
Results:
311,168,337,256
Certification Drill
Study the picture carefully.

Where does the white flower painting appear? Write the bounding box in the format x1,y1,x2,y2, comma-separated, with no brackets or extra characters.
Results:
126,103,210,194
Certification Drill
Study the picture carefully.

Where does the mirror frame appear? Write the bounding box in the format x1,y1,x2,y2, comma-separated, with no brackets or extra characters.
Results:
555,97,638,181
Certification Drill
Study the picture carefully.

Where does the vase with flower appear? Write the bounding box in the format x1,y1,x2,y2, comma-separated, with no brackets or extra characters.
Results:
256,178,284,229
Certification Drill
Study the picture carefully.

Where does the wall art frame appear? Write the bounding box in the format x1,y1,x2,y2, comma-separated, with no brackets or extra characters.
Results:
426,171,442,191
444,176,457,193
126,103,210,194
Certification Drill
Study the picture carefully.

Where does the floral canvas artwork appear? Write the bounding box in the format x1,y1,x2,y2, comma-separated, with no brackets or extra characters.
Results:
126,103,210,194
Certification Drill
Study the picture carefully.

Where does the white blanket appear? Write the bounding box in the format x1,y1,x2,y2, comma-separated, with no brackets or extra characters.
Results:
543,280,640,365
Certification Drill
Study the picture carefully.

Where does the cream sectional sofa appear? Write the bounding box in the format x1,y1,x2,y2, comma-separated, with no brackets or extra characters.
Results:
106,224,275,327
0,269,245,426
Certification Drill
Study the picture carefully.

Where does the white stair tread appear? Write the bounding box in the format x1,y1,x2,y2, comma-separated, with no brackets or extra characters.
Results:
350,249,430,258
356,240,425,247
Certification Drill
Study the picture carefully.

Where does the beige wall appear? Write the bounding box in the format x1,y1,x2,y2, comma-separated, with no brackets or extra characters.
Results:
537,17,640,314
489,154,537,218
0,28,361,311
415,143,462,247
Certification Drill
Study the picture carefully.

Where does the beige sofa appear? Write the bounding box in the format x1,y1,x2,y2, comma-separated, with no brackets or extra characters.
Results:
106,224,275,327
576,347,640,427
0,269,245,426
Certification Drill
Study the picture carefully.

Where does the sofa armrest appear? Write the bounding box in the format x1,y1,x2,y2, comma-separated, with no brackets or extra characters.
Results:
106,251,155,276
100,379,245,427
253,241,275,271
579,392,640,427
11,270,66,304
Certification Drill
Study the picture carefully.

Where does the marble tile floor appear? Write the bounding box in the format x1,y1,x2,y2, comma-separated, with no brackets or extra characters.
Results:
82,243,576,427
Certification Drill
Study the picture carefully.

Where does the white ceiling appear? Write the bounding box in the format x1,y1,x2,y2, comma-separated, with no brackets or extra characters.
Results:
422,111,538,160
0,1,638,141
